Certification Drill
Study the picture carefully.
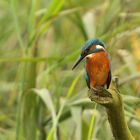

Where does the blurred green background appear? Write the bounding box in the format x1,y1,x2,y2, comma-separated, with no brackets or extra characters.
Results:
0,0,140,140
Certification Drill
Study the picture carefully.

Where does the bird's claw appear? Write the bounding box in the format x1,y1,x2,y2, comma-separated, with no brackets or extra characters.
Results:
90,87,112,97
91,87,103,93
88,87,113,105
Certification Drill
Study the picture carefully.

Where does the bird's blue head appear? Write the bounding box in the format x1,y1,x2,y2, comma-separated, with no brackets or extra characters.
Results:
72,39,105,70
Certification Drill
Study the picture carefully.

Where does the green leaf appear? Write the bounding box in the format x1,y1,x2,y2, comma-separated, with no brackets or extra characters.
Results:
22,88,56,140
10,0,25,54
39,0,65,25
67,71,82,98
87,104,97,140
32,89,56,121
47,98,65,140
71,106,82,140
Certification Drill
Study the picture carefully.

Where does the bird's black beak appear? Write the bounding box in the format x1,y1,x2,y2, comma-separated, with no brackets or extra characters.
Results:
72,55,85,70
72,48,100,70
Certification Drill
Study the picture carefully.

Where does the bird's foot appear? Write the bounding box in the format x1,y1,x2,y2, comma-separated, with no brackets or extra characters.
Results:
88,87,112,105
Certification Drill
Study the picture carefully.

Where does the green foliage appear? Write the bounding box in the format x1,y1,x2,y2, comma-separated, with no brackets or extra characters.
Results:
0,0,140,140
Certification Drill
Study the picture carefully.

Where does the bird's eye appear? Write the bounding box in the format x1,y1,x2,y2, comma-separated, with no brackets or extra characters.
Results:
85,49,89,53
83,50,88,55
82,51,85,56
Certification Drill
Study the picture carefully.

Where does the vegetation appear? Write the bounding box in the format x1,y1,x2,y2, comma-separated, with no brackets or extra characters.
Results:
0,0,140,140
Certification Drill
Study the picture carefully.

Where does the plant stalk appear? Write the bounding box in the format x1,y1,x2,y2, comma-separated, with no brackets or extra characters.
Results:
88,77,135,140
106,89,134,140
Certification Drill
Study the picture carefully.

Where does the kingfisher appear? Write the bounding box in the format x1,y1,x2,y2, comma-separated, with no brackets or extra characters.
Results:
72,39,112,90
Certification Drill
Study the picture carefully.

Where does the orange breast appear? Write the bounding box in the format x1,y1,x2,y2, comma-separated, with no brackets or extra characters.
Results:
85,52,110,88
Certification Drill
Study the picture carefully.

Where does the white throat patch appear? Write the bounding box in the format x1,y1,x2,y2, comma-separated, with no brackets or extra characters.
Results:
86,53,94,58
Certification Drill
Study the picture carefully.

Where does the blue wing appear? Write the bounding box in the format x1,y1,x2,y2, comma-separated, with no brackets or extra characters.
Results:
106,53,112,89
106,69,111,89
85,72,90,88
84,62,90,88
